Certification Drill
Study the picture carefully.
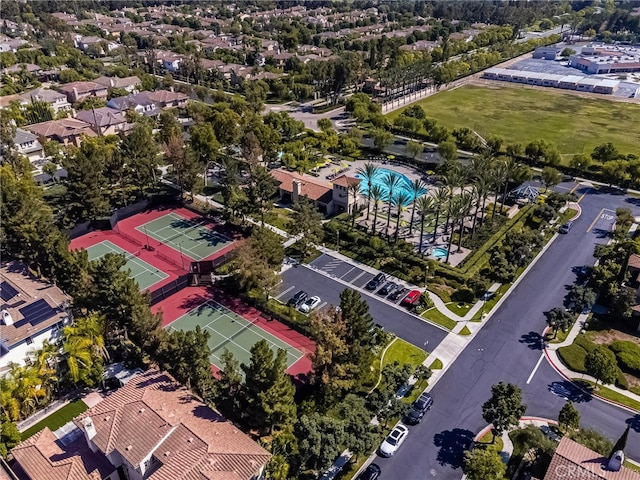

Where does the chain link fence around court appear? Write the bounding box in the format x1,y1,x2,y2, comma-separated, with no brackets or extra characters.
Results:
149,274,190,306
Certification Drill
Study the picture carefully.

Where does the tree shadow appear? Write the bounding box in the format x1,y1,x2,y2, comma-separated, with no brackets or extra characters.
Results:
433,428,475,469
626,414,640,433
519,331,544,350
591,228,613,239
624,197,640,207
548,380,593,403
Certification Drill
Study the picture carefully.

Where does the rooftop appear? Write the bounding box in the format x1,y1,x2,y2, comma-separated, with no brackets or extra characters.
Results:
271,168,333,202
0,261,70,350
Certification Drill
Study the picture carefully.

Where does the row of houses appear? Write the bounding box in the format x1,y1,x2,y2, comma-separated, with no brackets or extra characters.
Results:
482,67,621,94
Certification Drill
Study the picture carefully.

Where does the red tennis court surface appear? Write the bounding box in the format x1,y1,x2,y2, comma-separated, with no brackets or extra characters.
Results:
153,285,314,380
69,230,184,293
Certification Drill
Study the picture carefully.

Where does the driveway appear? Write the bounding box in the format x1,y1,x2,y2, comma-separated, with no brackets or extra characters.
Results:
274,261,448,350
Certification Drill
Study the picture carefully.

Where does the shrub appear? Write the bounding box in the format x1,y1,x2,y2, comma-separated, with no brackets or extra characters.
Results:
452,287,475,303
609,341,640,374
557,344,587,372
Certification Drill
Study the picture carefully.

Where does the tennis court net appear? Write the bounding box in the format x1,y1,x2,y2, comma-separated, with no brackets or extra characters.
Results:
209,316,260,354
119,231,143,247
124,250,140,261
163,220,209,244
155,250,186,271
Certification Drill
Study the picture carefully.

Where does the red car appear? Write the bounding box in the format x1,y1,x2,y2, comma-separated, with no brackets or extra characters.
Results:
402,290,421,306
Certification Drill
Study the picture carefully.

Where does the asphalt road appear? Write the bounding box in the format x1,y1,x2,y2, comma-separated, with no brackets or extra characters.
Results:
376,184,640,479
275,261,449,350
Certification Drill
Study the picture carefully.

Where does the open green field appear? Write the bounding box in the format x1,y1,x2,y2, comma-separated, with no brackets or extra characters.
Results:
387,84,640,156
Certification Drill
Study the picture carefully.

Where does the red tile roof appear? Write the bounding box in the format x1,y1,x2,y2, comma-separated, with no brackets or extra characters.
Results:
271,168,332,202
332,175,361,188
544,437,640,480
628,254,640,270
73,369,270,480
11,427,115,480
25,118,96,141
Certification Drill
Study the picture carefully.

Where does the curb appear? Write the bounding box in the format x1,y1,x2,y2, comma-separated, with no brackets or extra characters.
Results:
543,345,640,414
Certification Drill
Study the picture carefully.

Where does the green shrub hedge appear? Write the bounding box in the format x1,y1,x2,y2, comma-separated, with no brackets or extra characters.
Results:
609,341,640,374
558,344,587,372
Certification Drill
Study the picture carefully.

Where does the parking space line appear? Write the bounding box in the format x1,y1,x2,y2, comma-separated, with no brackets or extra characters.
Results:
350,271,368,285
340,266,356,279
317,301,327,311
275,285,295,300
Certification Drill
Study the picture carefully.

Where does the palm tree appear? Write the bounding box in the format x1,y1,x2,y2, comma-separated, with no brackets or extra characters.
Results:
416,196,434,256
370,184,385,235
442,165,465,233
0,375,20,421
348,181,361,226
62,335,94,385
445,195,464,264
393,192,413,242
356,163,379,220
456,191,473,252
384,172,403,233
490,161,508,222
64,313,109,361
475,172,492,228
431,187,449,243
408,179,427,235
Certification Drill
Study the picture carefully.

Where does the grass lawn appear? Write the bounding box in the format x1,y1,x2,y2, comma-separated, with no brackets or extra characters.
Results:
20,399,88,440
476,429,505,453
430,357,443,369
459,325,472,336
572,379,640,412
445,301,472,317
422,307,458,331
387,84,640,156
369,338,428,393
558,208,579,225
547,326,572,344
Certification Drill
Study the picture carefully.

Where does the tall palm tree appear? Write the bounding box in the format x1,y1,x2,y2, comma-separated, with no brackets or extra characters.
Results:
0,375,20,421
408,179,427,235
475,172,492,228
348,181,361,226
416,196,434,256
456,191,473,252
62,335,94,385
445,195,464,264
384,172,403,233
393,192,413,242
490,161,508,222
431,187,449,243
356,163,379,220
64,313,109,361
442,165,465,233
370,184,385,235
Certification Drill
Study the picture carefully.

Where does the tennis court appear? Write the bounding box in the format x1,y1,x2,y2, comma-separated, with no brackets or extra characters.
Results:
86,240,168,291
167,300,303,370
135,212,230,261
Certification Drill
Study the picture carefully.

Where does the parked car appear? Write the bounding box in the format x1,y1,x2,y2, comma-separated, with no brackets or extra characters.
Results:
356,463,381,480
366,273,387,291
299,296,321,313
287,290,307,307
389,287,408,302
378,282,397,296
404,393,433,425
379,424,409,457
559,221,573,234
402,290,422,306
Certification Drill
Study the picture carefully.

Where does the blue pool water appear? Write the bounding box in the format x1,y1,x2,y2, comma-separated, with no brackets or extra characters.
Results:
432,247,448,258
356,168,427,205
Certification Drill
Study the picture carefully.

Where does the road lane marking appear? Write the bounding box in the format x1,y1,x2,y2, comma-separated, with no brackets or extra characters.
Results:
527,353,546,384
340,266,356,279
275,285,295,300
586,208,616,233
569,183,580,194
350,271,367,285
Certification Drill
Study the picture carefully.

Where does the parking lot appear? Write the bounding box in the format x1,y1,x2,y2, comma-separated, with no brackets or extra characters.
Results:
273,254,449,349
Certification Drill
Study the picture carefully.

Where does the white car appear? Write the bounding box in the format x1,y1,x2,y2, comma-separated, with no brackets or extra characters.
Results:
378,424,409,457
299,296,321,313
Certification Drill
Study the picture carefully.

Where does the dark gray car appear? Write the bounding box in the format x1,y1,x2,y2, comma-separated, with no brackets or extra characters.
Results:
404,392,433,425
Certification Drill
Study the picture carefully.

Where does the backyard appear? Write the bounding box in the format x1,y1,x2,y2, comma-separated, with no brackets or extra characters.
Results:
387,84,640,156
20,399,88,440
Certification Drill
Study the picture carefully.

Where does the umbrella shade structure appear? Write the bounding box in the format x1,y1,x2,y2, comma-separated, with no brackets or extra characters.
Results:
512,184,540,202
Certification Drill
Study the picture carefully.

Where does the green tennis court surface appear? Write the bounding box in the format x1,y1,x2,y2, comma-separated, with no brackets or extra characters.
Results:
167,300,303,370
86,240,168,291
136,212,230,261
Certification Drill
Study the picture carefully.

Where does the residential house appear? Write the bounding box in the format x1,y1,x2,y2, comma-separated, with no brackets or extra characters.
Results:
271,168,361,216
25,118,96,147
94,75,141,93
75,107,131,136
20,87,72,113
58,81,108,105
73,35,120,55
540,436,639,480
107,92,161,117
9,369,271,480
10,128,45,166
160,52,183,72
1,63,41,77
0,37,28,53
146,89,189,109
0,93,27,110
0,261,71,373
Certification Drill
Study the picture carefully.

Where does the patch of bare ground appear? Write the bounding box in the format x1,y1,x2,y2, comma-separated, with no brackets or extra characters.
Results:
589,328,639,345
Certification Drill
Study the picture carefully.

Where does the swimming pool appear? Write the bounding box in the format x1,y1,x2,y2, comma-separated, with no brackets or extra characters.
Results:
432,247,448,258
356,168,427,205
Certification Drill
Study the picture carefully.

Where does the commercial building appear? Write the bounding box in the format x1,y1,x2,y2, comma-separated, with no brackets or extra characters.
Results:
569,43,640,74
483,67,620,94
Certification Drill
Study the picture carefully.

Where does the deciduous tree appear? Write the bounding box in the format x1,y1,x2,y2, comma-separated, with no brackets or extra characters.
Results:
463,447,506,480
558,401,580,432
290,197,323,257
481,382,527,440
585,346,619,386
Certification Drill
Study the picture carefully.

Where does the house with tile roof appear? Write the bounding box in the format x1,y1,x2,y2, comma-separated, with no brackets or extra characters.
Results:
9,369,271,480
58,81,108,105
271,168,361,216
75,107,132,136
0,261,71,373
25,118,96,147
19,88,72,113
94,75,141,94
540,437,639,480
